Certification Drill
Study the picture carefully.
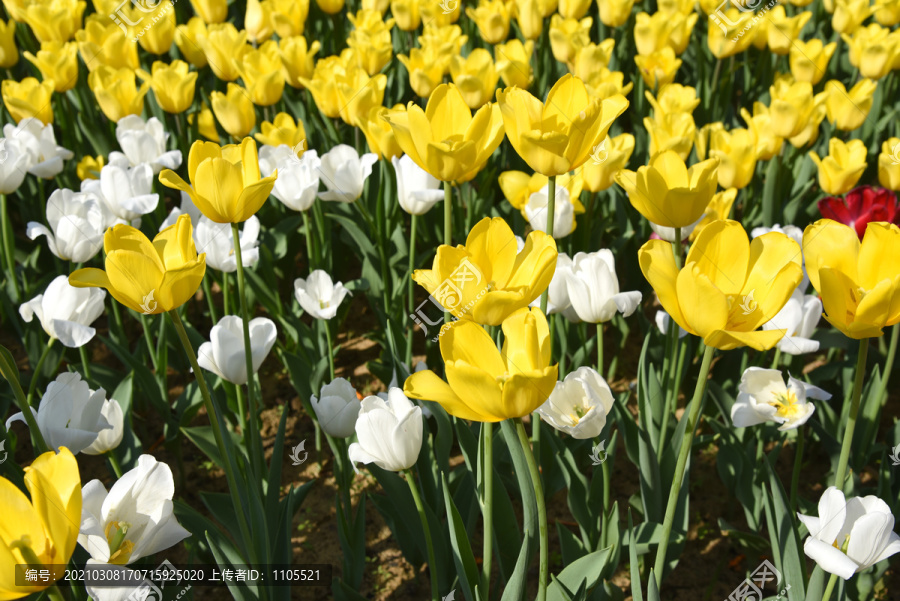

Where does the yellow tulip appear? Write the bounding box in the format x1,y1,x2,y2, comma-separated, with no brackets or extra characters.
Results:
646,83,699,117
707,127,758,189
597,0,635,27
279,36,320,89
347,9,395,75
787,91,828,148
418,23,468,74
236,41,284,106
499,170,585,213
160,139,277,224
582,67,634,98
189,0,227,23
549,15,592,66
559,0,591,17
271,0,309,37
789,39,836,84
22,0,85,43
0,19,16,68
87,66,148,123
299,54,345,118
581,133,635,193
76,155,105,180
384,83,505,183
740,102,784,160
644,112,696,160
70,215,206,313
809,138,868,195
616,150,719,228
450,49,499,109
639,219,803,350
2,0,28,21
466,0,510,43
571,39,615,74
412,217,558,326
495,39,534,89
707,8,755,59
175,17,209,68
362,0,390,13
137,60,197,114
694,122,723,162
768,74,815,138
497,74,628,177
316,0,345,14
833,0,873,33
823,79,877,131
0,448,81,600
200,23,249,82
255,112,306,150
875,0,900,24
24,41,78,93
398,47,445,98
419,0,461,25
803,220,900,338
405,307,557,421
634,47,682,88
514,0,544,39
245,0,275,43
2,77,54,124
658,0,693,14
209,83,256,138
75,16,139,72
766,7,812,54
879,137,900,190
334,65,387,127
391,0,421,31
688,187,737,241
635,11,697,56
136,3,176,55
842,24,899,79
359,105,404,160
189,102,220,142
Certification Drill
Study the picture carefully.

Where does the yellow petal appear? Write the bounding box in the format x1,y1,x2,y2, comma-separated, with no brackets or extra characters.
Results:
858,222,900,290
675,263,729,336
403,370,492,421
704,328,787,351
441,320,506,377
638,239,690,333
686,220,749,296
465,217,517,288
445,360,506,421
25,448,81,566
500,367,558,419
803,219,860,293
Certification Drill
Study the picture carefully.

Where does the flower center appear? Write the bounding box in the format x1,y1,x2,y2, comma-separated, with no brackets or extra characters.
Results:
104,521,135,565
568,404,590,425
769,390,801,419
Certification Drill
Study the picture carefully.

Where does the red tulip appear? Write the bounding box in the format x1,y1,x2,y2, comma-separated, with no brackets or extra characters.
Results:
818,185,900,239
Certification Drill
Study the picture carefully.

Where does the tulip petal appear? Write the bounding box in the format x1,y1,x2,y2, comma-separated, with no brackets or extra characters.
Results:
445,360,506,422
501,367,558,420
675,264,729,337
105,250,165,313
404,370,492,422
465,217,517,288
704,328,787,351
156,256,207,312
687,220,749,296
858,222,900,290
803,219,860,293
25,448,81,567
441,321,506,378
638,239,690,333
69,267,112,291
803,537,858,580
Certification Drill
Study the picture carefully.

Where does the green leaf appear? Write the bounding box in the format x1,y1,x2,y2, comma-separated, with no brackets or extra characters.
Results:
764,456,806,601
545,546,613,601
627,510,643,601
442,471,481,601
499,536,531,601
205,531,258,601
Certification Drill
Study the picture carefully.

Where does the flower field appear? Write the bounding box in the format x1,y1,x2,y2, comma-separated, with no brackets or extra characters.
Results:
1,0,900,598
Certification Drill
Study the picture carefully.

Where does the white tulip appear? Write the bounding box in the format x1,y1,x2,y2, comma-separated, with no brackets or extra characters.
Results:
762,289,823,355
3,118,73,179
311,377,361,438
19,275,106,348
197,315,277,386
535,252,582,321
87,163,159,224
272,149,321,212
564,250,642,323
392,154,443,215
0,137,30,194
348,388,423,472
6,372,112,455
524,184,574,239
194,215,260,272
160,191,201,231
752,224,808,292
83,398,125,455
26,189,108,263
294,270,351,320
731,367,830,431
110,115,183,174
318,144,377,203
798,486,900,579
78,455,191,564
258,143,294,177
654,310,688,339
537,366,615,439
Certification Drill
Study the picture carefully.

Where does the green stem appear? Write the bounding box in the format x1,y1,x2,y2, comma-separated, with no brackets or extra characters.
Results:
302,210,316,271
443,180,452,246
539,175,557,314
771,348,782,370
323,319,336,381
26,338,55,406
222,271,231,317
46,584,66,601
0,193,20,301
201,277,218,324
876,323,899,404
515,417,548,601
139,313,160,372
405,468,439,601
109,295,126,343
235,383,248,438
673,227,683,269
596,322,604,376
821,573,838,601
834,338,869,490
79,346,92,381
482,422,494,599
406,214,418,368
168,309,254,552
0,343,50,454
790,427,804,514
653,344,715,585
107,450,124,478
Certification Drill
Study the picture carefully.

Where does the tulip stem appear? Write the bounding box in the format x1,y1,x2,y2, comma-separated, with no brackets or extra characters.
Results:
834,338,869,490
481,422,494,600
876,323,899,405
673,227,682,269
0,193,20,301
222,271,231,317
25,337,55,407
107,450,123,478
234,383,248,440
653,344,715,587
46,585,66,601
79,346,92,381
539,176,557,316
444,181,453,325
770,348,782,370
201,278,218,323
821,573,838,601
231,223,266,480
596,323,604,376
790,427,804,514
301,210,316,270
515,417,548,601
139,313,160,373
323,319,336,381
0,343,50,454
405,468,439,601
407,214,418,368
168,309,255,556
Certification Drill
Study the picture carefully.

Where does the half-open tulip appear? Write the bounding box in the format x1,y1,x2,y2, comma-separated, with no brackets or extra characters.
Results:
789,39,837,84
200,23,249,81
597,0,635,27
348,388,422,471
466,0,510,43
137,60,197,114
198,315,276,385
391,0,421,30
22,0,85,44
766,7,812,54
823,79,877,131
279,36,319,88
75,16,138,72
832,0,873,33
634,47,682,88
174,17,209,68
644,112,696,160
495,39,534,89
24,41,78,92
549,15,592,66
19,276,106,348
450,49,499,109
842,24,899,80
236,41,285,106
879,137,900,190
731,367,829,430
537,366,613,438
2,77,54,124
88,67,149,123
768,75,816,138
809,138,868,196
209,83,256,138
741,102,784,160
190,0,227,22
707,126,758,189
582,133,635,192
